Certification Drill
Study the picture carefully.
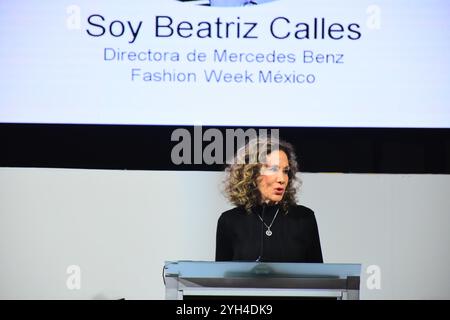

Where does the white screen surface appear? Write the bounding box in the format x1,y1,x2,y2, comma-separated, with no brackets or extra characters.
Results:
0,0,449,127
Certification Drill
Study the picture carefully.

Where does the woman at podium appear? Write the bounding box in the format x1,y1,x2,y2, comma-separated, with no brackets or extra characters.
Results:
216,137,323,263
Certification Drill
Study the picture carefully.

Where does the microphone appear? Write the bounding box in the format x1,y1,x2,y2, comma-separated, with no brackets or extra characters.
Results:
256,203,266,262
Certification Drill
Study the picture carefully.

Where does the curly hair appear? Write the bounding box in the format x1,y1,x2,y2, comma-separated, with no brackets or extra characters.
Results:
223,137,301,213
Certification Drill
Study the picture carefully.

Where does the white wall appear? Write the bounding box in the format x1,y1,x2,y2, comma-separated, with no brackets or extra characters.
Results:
0,168,449,299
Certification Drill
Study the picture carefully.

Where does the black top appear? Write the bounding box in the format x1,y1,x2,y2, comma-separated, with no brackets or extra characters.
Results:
215,204,323,263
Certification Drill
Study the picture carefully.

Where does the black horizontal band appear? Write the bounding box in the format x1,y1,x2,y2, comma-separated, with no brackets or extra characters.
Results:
1,123,449,173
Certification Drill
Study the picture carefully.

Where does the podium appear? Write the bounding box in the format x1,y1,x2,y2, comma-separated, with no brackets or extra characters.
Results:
164,261,361,300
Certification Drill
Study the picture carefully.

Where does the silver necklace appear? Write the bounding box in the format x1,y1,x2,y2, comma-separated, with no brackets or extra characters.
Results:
257,208,279,237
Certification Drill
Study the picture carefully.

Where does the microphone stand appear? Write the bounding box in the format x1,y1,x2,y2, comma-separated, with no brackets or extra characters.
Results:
256,203,266,262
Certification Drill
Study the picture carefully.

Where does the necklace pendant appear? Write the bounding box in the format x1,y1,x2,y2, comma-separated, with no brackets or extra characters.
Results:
265,229,272,237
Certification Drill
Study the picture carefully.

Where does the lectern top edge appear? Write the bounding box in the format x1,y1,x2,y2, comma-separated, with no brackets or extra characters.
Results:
164,260,362,279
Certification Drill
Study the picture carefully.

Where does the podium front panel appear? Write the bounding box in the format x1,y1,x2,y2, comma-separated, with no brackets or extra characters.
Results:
164,261,361,300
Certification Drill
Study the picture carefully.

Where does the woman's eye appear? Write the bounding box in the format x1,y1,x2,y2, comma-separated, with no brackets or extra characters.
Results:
261,165,290,175
260,165,277,175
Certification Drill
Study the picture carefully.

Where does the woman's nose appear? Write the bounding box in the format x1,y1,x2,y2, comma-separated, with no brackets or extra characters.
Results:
276,170,286,183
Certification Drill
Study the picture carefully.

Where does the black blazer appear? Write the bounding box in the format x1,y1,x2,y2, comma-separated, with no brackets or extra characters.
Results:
215,204,323,263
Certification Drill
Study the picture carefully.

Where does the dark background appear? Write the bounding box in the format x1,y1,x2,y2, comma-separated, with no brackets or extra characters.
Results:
2,123,450,173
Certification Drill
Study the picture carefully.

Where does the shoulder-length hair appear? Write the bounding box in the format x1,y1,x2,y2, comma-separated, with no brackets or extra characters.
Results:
223,137,300,213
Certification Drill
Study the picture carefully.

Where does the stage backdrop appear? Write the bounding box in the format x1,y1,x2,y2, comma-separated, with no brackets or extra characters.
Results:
1,168,449,299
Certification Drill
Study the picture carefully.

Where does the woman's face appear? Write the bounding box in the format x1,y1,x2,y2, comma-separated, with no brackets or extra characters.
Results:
257,150,290,204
